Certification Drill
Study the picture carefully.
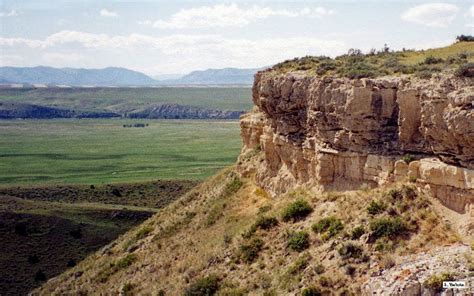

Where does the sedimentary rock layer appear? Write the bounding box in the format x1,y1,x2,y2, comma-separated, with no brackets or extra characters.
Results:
238,71,473,215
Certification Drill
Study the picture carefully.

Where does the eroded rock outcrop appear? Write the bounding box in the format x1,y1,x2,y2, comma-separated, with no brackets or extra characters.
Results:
238,71,474,221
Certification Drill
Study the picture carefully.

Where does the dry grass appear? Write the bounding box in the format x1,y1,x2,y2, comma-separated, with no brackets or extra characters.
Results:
33,168,460,295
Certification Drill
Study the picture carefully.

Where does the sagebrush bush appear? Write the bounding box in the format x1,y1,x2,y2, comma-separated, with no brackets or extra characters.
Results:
224,177,243,195
367,200,386,215
311,216,344,239
239,238,264,263
282,200,313,222
350,226,365,240
116,254,137,269
184,275,219,296
402,154,415,163
254,216,278,230
370,217,408,239
301,286,321,296
287,231,310,252
424,273,455,292
338,243,363,259
455,63,474,77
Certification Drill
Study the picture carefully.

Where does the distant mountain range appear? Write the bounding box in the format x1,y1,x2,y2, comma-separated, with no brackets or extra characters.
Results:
158,67,263,85
0,66,157,86
0,66,263,87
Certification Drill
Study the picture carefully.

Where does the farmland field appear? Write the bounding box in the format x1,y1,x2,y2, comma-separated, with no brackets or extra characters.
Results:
0,119,242,186
0,87,253,112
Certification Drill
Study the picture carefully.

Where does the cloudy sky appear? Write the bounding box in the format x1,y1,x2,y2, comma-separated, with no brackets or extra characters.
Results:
0,0,472,76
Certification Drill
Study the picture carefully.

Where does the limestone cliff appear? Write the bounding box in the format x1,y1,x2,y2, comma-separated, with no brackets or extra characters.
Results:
238,71,473,232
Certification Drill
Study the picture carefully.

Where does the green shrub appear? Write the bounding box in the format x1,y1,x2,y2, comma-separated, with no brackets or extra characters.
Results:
314,264,325,274
402,154,415,163
338,243,363,260
456,34,474,42
367,201,386,215
422,56,444,64
454,63,474,77
351,226,365,240
287,231,310,252
121,283,134,295
254,216,278,230
374,239,394,252
339,61,381,79
301,286,321,296
311,216,344,238
224,177,243,196
239,238,264,263
424,273,455,292
288,254,310,275
385,189,403,200
135,225,153,240
116,254,137,269
185,275,220,296
400,185,417,199
369,217,408,239
258,204,272,214
282,200,313,222
316,60,337,75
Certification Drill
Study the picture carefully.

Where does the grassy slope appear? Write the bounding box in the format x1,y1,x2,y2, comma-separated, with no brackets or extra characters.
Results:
0,87,253,112
271,41,474,77
0,119,241,185
0,179,197,295
33,165,462,295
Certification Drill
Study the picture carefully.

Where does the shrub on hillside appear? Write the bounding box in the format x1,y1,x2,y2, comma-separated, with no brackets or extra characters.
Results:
456,35,474,42
338,243,363,260
254,216,278,230
239,238,264,263
185,275,219,296
367,201,386,215
287,231,310,252
282,200,313,222
369,217,408,239
350,226,365,240
116,254,137,269
402,154,415,163
223,177,243,196
424,273,456,292
455,63,474,77
311,216,344,239
301,286,322,296
422,56,444,65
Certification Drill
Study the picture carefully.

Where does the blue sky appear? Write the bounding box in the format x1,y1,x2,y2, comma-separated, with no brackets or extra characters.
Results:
1,0,472,76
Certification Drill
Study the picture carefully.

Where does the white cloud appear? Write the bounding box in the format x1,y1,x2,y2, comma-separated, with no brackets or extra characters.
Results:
469,5,474,17
100,9,118,17
0,10,18,17
0,31,346,74
139,4,335,29
42,53,84,64
401,3,458,27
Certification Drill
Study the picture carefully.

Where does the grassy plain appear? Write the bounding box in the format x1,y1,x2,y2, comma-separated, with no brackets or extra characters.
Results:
0,87,253,112
0,119,241,186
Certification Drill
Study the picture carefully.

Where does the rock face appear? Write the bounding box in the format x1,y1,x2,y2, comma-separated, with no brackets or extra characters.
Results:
238,71,473,217
362,244,473,295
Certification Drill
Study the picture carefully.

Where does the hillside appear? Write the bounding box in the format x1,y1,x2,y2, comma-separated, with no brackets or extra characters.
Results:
0,66,157,86
32,43,473,295
0,87,252,119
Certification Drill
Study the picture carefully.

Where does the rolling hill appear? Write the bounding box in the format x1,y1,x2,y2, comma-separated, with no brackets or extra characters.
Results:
0,66,157,86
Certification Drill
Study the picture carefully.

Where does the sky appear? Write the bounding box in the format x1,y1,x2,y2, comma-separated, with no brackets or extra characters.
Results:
0,0,473,77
